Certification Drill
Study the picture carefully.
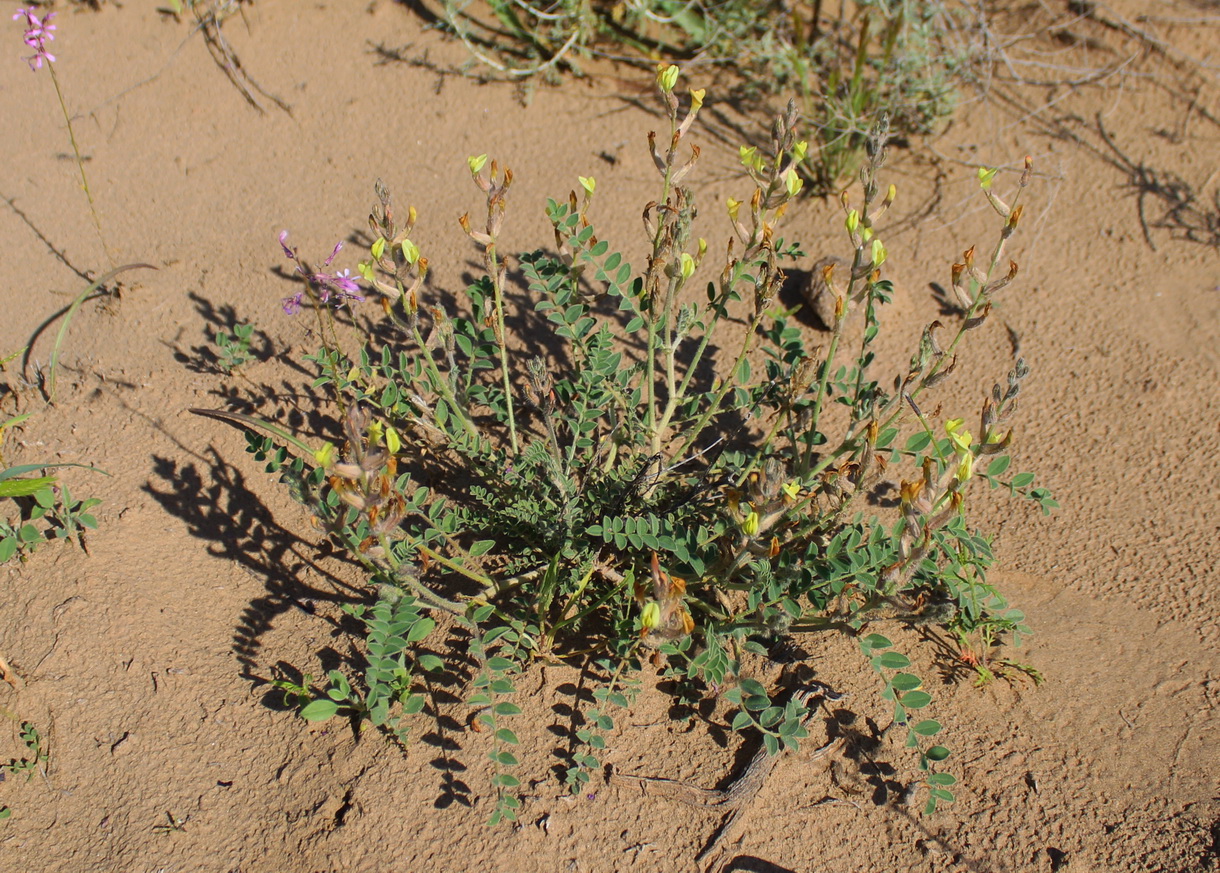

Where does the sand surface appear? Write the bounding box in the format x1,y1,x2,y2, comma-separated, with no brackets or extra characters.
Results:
1,1,1217,871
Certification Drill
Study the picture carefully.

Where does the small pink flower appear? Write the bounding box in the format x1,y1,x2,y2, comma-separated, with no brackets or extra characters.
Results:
278,231,364,314
13,8,56,71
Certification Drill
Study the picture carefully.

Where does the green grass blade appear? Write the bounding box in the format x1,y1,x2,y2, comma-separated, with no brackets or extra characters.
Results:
0,462,110,483
0,476,58,498
48,263,156,403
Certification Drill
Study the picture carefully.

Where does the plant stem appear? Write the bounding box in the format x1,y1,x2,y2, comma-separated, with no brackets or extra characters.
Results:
410,325,481,444
657,277,681,457
799,303,847,475
663,290,726,431
48,63,112,268
487,243,518,454
396,542,482,616
646,112,680,451
313,305,350,420
672,309,764,462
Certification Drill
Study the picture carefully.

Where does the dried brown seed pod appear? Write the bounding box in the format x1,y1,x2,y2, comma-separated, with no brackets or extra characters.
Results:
800,255,850,328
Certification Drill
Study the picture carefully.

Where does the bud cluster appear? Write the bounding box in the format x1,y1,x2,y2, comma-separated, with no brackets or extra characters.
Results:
362,179,428,328
324,405,406,561
826,115,897,325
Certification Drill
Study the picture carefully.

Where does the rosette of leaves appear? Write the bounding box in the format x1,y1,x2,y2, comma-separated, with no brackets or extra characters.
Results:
209,68,1050,819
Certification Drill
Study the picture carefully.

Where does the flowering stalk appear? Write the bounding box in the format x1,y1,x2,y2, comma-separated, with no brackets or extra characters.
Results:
14,9,112,267
461,155,518,454
279,231,368,400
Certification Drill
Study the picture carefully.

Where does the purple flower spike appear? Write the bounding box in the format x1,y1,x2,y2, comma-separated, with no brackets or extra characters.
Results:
324,241,343,267
13,8,56,71
278,231,363,314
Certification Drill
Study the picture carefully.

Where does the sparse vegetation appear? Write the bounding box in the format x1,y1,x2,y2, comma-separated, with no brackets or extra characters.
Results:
439,1,964,189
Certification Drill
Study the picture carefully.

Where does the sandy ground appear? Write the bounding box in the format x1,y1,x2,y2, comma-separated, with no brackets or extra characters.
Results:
1,1,1217,871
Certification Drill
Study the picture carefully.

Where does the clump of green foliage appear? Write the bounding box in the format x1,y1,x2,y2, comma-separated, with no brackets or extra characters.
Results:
201,67,1050,822
438,0,963,189
0,269,133,565
3,722,47,782
0,413,102,564
0,721,49,820
212,322,256,373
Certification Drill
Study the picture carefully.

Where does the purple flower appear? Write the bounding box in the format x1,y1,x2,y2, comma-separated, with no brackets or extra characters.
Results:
278,231,365,314
282,292,304,315
13,8,56,71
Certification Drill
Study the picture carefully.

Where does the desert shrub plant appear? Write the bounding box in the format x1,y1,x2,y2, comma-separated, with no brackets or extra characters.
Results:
200,67,1051,821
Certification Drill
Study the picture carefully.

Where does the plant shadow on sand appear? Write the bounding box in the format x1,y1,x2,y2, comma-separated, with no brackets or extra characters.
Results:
166,291,276,376
142,448,363,678
143,446,485,810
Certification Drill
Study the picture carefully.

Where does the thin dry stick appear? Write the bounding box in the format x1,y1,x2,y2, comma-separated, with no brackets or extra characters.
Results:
195,2,291,115
0,653,23,690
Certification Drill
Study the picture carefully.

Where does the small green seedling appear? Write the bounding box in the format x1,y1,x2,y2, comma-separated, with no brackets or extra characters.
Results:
5,722,48,781
270,669,315,709
213,323,256,373
0,473,102,563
